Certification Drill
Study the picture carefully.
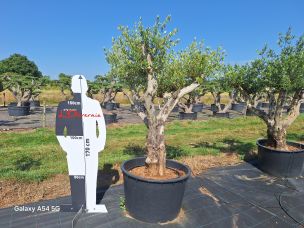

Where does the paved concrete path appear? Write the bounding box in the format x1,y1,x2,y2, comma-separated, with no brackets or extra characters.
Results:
1,162,303,228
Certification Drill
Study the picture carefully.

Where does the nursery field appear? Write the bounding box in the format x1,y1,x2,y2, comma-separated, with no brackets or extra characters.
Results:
0,88,229,106
1,115,303,183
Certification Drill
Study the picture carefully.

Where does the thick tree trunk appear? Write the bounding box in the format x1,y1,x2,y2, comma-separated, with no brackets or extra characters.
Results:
145,121,166,176
266,123,287,149
212,92,223,112
103,89,114,104
221,91,234,113
178,102,193,113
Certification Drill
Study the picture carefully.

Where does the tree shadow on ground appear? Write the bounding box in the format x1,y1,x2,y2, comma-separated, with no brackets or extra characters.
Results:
96,163,120,203
123,143,187,159
13,154,41,171
192,138,257,162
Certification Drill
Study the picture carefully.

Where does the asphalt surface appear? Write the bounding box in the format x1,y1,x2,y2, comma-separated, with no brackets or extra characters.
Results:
1,162,303,228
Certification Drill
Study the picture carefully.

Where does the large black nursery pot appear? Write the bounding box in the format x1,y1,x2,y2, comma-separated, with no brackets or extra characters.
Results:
246,109,255,116
192,103,204,112
104,113,117,124
300,103,304,113
8,102,17,106
113,102,120,109
171,105,179,112
210,104,225,112
179,112,197,120
231,102,247,113
257,102,271,110
104,102,116,111
8,105,30,116
121,157,191,223
30,100,40,108
257,139,304,177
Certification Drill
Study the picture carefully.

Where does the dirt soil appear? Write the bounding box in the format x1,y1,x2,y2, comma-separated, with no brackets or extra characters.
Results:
264,143,303,152
0,153,240,209
129,166,185,180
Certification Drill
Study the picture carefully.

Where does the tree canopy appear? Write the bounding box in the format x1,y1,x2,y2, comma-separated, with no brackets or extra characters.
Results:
0,54,43,105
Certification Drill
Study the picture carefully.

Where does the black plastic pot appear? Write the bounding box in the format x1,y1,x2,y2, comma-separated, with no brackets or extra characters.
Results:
104,102,116,111
246,109,256,116
210,104,225,112
30,100,40,107
213,111,230,118
113,102,120,109
257,102,270,110
179,112,197,120
261,102,269,108
300,103,304,113
8,106,30,116
8,102,17,106
104,113,117,124
257,139,304,177
192,103,204,113
231,102,247,113
121,157,190,223
171,105,179,112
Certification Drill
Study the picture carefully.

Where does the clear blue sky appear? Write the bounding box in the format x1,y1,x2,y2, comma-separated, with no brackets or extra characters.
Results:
1,0,303,80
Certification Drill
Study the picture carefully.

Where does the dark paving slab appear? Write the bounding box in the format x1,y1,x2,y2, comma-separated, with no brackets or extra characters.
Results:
1,162,303,228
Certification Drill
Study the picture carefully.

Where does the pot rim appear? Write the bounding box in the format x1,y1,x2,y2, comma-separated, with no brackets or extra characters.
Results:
179,112,196,114
121,157,191,184
256,138,304,153
8,105,30,108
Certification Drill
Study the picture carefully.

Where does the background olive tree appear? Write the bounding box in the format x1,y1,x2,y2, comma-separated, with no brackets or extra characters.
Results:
105,16,223,176
0,54,42,106
205,65,237,113
231,29,304,149
95,73,123,104
57,73,72,100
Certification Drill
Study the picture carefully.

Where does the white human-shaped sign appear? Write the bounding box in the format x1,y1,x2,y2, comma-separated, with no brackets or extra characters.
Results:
56,75,107,213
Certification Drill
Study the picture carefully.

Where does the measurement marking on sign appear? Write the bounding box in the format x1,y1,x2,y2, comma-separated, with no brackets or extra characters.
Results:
70,136,83,140
68,101,81,105
85,138,90,157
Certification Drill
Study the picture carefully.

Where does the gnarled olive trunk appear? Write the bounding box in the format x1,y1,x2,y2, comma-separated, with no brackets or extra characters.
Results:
10,86,31,106
178,102,193,113
266,123,287,149
212,91,235,113
244,90,303,150
145,120,166,176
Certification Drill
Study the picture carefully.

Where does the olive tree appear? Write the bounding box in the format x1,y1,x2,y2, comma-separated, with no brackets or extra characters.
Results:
0,54,42,106
95,74,123,104
30,76,50,101
105,16,223,176
232,29,304,149
205,66,237,113
57,73,72,99
87,79,102,98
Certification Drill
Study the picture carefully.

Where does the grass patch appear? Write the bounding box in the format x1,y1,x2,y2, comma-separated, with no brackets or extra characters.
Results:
0,115,303,182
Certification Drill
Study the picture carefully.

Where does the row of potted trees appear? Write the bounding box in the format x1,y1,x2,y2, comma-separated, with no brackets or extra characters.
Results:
0,54,49,116
105,18,304,223
1,17,303,223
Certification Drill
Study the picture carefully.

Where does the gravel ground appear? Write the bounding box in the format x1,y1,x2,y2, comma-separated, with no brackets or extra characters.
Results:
0,105,244,130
